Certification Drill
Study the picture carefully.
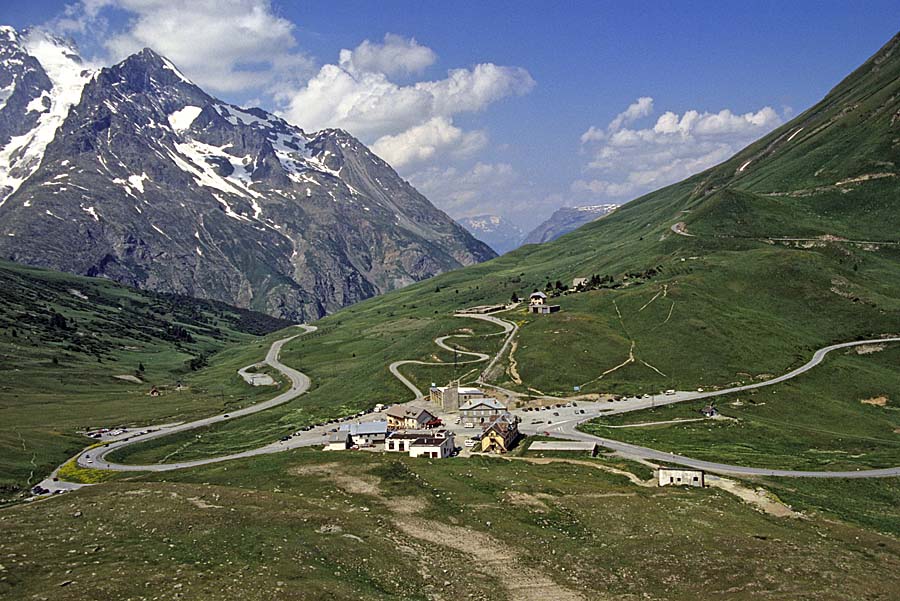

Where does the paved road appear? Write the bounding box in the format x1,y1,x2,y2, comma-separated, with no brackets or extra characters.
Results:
69,325,317,473
389,312,516,400
40,321,900,487
529,337,900,478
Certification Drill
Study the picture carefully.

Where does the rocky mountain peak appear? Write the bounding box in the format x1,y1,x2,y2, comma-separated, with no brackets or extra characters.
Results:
0,26,496,320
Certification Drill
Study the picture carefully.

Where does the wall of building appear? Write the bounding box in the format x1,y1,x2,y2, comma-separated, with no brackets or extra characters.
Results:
658,469,704,487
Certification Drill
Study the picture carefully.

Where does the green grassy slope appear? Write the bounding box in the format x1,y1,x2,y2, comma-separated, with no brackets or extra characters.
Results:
0,260,293,497
2,450,898,600
108,33,900,474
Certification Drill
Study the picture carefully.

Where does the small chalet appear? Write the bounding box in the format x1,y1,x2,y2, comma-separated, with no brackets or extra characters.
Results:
528,291,560,315
528,291,547,306
700,405,718,418
384,405,435,430
479,413,519,454
459,397,507,426
572,277,588,288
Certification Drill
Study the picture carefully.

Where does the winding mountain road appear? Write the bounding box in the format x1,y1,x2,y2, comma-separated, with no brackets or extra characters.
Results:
72,325,317,472
389,313,517,399
534,337,900,478
38,320,900,488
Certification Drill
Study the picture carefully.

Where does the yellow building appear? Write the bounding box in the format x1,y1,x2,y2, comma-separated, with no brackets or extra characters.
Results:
479,413,519,454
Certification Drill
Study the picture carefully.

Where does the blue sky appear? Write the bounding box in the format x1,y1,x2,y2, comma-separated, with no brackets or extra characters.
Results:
2,1,898,228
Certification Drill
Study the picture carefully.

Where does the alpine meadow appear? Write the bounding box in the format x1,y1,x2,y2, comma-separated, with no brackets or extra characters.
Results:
1,4,899,601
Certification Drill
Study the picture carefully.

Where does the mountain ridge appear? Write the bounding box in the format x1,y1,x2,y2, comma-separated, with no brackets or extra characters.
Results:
0,28,495,320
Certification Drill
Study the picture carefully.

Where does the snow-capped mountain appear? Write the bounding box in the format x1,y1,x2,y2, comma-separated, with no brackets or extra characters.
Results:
0,28,495,320
458,214,525,254
521,204,619,245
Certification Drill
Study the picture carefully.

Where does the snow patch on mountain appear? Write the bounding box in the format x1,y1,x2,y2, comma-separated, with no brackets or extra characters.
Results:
168,105,202,132
0,30,92,206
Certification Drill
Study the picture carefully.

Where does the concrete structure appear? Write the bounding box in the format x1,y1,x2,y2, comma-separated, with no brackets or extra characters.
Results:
409,434,456,459
384,405,435,430
429,381,487,411
324,431,351,451
480,413,519,454
459,397,507,426
530,304,561,315
528,440,598,456
339,421,388,446
658,468,705,487
572,277,589,288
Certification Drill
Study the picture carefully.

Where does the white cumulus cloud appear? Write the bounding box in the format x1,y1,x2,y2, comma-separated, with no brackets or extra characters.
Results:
281,38,534,169
346,33,436,77
574,98,783,201
51,0,314,95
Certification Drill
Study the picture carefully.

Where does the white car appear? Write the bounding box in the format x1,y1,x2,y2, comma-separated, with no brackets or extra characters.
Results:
464,438,478,448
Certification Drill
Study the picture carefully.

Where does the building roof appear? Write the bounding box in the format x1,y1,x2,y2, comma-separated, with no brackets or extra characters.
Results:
658,466,704,474
384,405,434,421
410,436,452,447
530,291,547,299
430,385,485,395
388,430,433,440
327,431,350,444
459,397,507,411
339,421,388,436
529,441,596,452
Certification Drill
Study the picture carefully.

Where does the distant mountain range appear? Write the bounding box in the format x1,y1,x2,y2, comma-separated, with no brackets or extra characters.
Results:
521,204,619,245
0,27,495,320
458,214,525,254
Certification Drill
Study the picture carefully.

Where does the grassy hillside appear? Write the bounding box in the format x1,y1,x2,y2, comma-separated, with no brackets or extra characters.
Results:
0,260,293,497
2,450,899,600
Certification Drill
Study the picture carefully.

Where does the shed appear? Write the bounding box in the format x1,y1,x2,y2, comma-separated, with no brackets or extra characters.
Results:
324,431,351,451
658,467,705,487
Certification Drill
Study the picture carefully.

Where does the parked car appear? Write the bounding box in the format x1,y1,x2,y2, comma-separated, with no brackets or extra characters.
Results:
552,412,559,416
464,438,478,448
280,435,291,441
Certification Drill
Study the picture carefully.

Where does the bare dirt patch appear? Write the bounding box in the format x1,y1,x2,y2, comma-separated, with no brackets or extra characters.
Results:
504,490,553,510
707,477,799,519
293,463,587,601
861,396,889,407
852,344,885,355
187,496,223,509
113,374,143,384
393,518,588,601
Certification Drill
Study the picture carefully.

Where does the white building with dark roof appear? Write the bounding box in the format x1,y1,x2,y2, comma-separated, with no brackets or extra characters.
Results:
409,434,456,459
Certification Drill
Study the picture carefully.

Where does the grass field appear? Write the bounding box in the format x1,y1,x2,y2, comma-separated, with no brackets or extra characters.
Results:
2,449,898,601
580,343,900,472
0,261,293,497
